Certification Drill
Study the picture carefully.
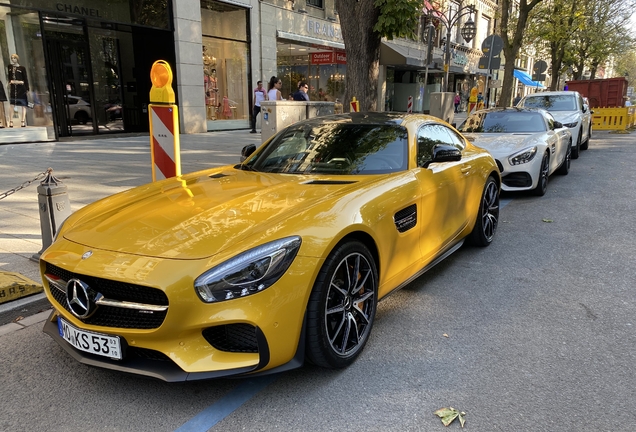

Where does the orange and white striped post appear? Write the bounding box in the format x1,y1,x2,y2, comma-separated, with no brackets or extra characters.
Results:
407,96,413,113
148,60,181,181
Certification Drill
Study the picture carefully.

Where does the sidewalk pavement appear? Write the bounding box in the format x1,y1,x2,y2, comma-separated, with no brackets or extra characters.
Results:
0,130,261,324
0,112,468,327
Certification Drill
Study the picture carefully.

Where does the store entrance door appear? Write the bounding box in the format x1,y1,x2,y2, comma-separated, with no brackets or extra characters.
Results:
46,38,97,136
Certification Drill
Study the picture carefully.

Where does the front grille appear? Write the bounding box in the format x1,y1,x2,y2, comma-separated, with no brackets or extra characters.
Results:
203,324,258,353
502,172,532,188
45,262,168,329
127,347,172,362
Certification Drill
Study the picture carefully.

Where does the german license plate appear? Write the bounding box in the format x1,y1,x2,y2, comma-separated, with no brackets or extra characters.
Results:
57,317,122,360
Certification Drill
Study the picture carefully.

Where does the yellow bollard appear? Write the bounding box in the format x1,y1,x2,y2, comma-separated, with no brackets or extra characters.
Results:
350,96,360,112
148,60,181,181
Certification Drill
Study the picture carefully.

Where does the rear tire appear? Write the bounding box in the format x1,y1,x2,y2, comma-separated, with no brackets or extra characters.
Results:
581,126,590,150
306,241,378,369
571,133,581,159
469,176,499,247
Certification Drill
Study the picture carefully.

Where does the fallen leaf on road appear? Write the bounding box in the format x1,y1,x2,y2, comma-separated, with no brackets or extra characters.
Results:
434,407,466,427
13,316,24,322
542,219,553,223
443,333,449,338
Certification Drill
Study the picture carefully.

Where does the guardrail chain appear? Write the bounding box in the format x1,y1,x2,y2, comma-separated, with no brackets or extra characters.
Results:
0,168,52,201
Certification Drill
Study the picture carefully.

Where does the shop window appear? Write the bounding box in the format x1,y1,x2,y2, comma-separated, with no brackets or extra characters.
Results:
130,0,170,29
306,0,324,9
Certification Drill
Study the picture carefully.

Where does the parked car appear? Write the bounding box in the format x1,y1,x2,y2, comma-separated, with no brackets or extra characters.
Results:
66,95,92,125
458,108,572,196
41,112,500,381
516,91,591,159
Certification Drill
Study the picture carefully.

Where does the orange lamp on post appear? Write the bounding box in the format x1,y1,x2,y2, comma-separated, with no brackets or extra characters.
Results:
149,60,181,181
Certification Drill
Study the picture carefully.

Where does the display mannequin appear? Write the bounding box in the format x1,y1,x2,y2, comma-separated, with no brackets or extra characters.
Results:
8,54,28,127
0,77,7,128
204,67,218,120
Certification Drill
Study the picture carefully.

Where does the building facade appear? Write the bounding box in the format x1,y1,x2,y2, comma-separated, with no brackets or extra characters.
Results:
1,0,512,144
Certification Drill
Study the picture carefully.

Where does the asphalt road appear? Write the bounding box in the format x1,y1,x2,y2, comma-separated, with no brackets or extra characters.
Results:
1,130,636,431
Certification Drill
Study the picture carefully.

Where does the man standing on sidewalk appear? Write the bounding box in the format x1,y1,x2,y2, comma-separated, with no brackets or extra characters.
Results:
250,80,267,133
293,81,310,101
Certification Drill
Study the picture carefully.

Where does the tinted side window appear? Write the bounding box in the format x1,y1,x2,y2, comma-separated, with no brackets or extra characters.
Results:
417,124,452,166
443,127,466,150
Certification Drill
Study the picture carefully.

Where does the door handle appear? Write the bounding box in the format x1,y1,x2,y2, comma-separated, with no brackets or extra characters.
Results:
460,165,471,174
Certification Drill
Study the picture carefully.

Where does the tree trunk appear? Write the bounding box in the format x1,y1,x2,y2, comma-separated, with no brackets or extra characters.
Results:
498,0,544,107
335,0,381,112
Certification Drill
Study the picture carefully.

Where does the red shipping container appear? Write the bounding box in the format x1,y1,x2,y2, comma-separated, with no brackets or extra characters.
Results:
565,77,628,108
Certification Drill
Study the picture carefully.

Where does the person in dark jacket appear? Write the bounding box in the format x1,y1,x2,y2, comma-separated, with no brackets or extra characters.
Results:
292,81,310,101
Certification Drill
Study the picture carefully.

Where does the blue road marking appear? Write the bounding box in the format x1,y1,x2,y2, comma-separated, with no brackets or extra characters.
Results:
175,374,278,432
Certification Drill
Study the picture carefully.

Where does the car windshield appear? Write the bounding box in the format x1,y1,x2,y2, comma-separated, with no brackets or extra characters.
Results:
243,123,409,175
521,95,577,111
458,111,547,133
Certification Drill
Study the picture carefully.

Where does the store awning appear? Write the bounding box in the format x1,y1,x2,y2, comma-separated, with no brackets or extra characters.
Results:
514,69,546,88
380,40,442,69
276,31,345,50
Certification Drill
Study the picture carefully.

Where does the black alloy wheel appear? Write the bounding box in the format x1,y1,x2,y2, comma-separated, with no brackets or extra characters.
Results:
469,176,499,246
533,152,550,196
571,132,581,159
306,241,378,369
581,125,590,150
557,139,571,175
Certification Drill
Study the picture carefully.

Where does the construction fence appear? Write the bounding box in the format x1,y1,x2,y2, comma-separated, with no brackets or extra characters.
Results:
591,107,636,131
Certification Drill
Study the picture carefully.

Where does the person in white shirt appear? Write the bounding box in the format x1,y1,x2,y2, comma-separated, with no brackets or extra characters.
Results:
267,76,283,102
250,80,267,133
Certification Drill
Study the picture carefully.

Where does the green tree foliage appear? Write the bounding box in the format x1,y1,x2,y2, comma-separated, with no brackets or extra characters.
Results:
525,0,636,87
373,0,421,40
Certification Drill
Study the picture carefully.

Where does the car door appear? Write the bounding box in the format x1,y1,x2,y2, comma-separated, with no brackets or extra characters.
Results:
413,123,470,261
577,93,591,141
545,114,566,173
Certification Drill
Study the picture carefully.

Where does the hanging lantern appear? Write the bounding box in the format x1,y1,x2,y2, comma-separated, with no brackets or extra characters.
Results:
461,18,476,43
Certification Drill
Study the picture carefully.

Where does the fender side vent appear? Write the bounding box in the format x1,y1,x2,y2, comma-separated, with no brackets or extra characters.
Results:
394,204,417,233
209,173,229,179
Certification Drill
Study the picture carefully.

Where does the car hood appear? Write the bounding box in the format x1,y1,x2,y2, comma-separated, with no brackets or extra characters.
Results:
62,168,373,260
547,111,579,124
463,134,539,157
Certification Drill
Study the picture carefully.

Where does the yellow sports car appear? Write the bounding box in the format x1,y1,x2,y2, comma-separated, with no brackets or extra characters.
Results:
41,113,500,381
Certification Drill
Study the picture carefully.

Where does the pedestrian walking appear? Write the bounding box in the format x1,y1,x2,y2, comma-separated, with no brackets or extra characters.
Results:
454,92,461,113
250,80,267,133
267,76,283,101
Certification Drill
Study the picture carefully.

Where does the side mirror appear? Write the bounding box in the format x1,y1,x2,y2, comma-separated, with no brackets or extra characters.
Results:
240,144,256,162
424,144,461,167
553,121,563,129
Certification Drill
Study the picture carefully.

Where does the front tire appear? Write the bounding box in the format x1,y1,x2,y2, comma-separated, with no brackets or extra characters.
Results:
557,140,571,175
533,152,550,196
581,125,591,150
571,132,581,159
306,241,378,369
469,176,499,246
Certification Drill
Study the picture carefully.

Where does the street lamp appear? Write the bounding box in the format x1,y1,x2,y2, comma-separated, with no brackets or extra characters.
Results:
438,1,476,92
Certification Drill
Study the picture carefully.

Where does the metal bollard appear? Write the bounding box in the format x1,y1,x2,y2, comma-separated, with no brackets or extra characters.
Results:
32,170,71,261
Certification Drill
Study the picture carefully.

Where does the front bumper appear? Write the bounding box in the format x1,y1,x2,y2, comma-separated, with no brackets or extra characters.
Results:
496,154,544,192
40,240,320,381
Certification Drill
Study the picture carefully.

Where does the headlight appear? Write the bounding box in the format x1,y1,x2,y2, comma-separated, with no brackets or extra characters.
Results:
563,121,578,128
194,236,302,303
508,147,537,165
